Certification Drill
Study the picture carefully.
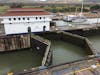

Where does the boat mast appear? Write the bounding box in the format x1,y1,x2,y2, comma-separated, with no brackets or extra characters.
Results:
80,0,83,15
75,7,78,15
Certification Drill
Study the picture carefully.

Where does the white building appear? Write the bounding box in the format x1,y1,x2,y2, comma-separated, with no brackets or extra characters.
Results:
0,8,52,34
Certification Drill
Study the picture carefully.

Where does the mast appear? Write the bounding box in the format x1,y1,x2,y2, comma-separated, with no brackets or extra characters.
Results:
75,7,78,15
80,0,83,15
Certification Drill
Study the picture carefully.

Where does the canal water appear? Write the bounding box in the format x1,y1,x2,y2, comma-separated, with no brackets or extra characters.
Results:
38,34,89,65
51,40,88,65
0,49,43,75
87,35,100,54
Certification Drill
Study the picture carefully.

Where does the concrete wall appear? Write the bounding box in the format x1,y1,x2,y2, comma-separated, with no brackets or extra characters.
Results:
31,34,52,66
65,28,100,37
4,22,50,34
60,31,94,55
36,31,94,55
0,34,30,51
1,15,51,34
31,37,47,56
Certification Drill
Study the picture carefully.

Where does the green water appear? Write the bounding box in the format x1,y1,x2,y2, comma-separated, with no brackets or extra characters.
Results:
51,40,88,65
0,49,42,75
87,35,100,53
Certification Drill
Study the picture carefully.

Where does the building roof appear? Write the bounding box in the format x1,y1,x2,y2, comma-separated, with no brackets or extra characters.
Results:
8,8,44,12
1,8,51,16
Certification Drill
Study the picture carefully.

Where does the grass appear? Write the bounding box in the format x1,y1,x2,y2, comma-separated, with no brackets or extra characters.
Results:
0,6,10,14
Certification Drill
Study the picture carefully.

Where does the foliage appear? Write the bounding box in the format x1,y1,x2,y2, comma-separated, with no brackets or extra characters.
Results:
0,6,9,14
90,4,100,11
43,5,90,13
10,3,23,8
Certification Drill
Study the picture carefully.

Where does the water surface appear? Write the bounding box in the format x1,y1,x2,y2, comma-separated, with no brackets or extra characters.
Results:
51,40,88,65
0,49,42,75
87,35,100,53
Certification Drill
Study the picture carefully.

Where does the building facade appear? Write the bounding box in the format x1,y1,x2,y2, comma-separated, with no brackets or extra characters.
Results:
0,8,52,34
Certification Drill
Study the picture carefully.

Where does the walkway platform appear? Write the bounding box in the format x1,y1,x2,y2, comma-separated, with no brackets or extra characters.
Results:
20,58,100,75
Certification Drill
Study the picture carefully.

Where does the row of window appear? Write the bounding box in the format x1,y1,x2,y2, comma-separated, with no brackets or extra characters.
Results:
9,17,46,21
9,21,46,24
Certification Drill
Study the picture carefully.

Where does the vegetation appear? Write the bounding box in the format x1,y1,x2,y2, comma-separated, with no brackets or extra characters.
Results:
90,4,100,11
0,4,99,14
0,6,9,14
41,5,90,13
10,3,23,8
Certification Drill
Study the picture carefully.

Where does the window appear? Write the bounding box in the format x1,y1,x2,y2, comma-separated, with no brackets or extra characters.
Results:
43,17,45,19
36,17,38,20
18,18,21,20
9,18,11,21
14,18,16,20
27,18,30,20
23,18,25,20
40,17,42,19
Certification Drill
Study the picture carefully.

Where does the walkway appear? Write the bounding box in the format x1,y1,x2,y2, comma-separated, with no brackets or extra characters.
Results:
25,58,100,75
63,64,100,75
51,57,100,75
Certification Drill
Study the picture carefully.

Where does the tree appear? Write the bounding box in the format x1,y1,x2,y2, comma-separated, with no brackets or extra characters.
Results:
90,4,100,11
10,3,22,8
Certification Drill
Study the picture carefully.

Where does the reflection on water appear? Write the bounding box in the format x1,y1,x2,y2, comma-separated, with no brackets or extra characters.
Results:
51,40,88,65
0,49,42,75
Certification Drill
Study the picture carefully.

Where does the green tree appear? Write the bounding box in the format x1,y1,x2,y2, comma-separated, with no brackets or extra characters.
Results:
90,4,100,11
10,3,22,8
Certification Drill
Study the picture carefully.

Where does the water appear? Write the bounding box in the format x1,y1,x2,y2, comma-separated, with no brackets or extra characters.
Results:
51,40,88,65
0,49,43,75
87,35,100,53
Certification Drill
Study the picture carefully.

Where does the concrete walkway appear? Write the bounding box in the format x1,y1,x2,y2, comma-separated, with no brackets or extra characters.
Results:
31,58,100,75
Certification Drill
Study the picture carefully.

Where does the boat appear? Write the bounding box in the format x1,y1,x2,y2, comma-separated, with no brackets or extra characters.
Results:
63,0,87,23
63,14,87,23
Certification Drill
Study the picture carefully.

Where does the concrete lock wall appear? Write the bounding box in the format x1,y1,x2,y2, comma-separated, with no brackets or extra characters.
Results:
31,34,52,66
59,31,94,55
0,34,30,51
66,28,100,37
84,38,95,55
36,31,94,55
0,32,52,67
31,38,48,56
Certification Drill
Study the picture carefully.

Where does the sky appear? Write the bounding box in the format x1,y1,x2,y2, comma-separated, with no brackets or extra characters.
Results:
40,0,47,1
